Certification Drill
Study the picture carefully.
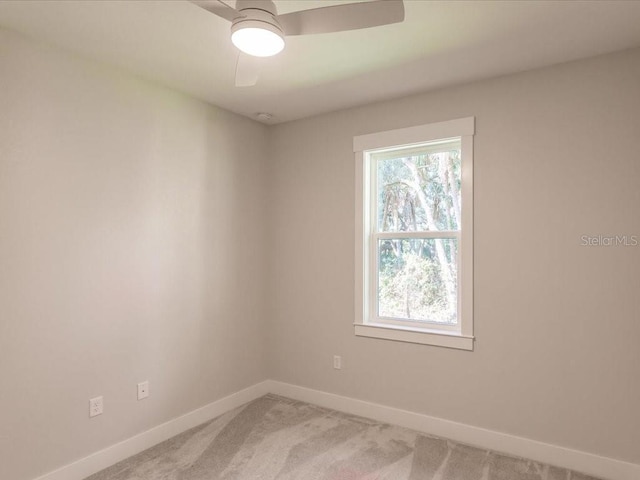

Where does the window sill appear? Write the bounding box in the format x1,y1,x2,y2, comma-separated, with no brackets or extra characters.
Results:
354,323,474,351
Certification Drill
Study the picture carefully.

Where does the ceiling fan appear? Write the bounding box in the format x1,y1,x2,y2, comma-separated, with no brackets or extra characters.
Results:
192,0,405,87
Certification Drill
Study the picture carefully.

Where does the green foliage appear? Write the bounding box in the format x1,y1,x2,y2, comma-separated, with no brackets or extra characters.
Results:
378,239,457,324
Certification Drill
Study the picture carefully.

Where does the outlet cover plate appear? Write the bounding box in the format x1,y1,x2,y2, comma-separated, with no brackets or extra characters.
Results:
89,396,103,417
333,355,342,370
137,381,149,400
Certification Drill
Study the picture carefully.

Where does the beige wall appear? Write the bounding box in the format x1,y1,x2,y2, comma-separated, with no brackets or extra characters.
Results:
0,29,269,480
268,48,640,465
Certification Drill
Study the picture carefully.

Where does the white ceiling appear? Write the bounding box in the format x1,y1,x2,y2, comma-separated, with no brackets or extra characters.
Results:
1,0,640,124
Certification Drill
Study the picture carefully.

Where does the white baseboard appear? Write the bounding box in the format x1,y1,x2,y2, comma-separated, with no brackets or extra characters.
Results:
34,381,271,480
267,380,640,480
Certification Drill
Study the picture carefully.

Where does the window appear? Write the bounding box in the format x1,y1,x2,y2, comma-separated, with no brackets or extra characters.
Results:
354,117,474,350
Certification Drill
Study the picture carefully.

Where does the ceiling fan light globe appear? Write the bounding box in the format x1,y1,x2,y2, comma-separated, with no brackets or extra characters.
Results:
231,24,285,57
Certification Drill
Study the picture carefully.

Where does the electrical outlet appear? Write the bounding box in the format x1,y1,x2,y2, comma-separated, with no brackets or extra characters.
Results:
137,381,149,400
89,396,103,418
333,355,342,370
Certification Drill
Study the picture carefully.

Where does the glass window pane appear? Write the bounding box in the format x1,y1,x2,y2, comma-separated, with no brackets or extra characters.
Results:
375,140,461,233
377,238,458,325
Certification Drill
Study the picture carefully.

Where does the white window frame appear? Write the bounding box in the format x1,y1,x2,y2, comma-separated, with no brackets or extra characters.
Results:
354,117,475,351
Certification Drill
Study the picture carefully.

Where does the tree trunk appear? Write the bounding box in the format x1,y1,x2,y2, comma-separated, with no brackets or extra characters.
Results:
446,154,462,229
402,159,456,317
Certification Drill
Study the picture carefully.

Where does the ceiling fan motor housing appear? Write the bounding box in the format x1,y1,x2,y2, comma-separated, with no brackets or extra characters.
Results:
232,0,283,34
235,0,278,16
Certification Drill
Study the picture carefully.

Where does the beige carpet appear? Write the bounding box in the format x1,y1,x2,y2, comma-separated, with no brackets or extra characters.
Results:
86,394,600,480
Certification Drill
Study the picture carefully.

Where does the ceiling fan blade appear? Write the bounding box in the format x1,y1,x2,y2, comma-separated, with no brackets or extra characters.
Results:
235,53,264,87
191,0,239,22
278,0,404,36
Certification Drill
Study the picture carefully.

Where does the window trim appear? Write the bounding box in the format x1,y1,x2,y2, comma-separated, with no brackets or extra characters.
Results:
354,117,475,351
